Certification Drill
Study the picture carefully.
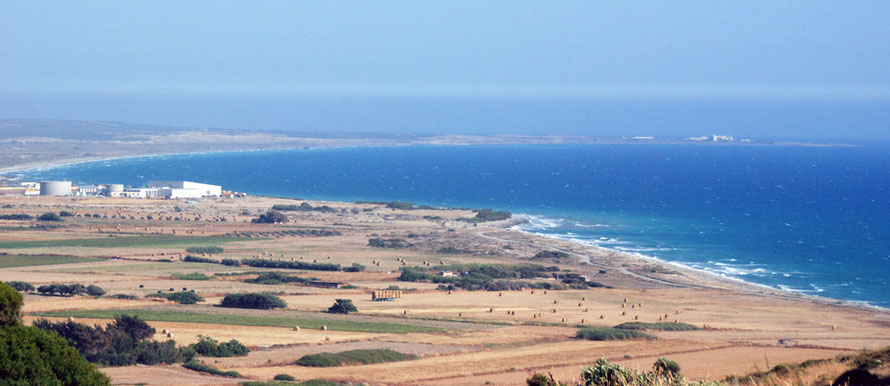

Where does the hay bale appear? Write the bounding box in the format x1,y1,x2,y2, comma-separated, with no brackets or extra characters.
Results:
166,333,172,338
293,326,300,331
68,317,75,322
582,296,587,301
634,315,639,320
321,325,328,331
600,314,605,319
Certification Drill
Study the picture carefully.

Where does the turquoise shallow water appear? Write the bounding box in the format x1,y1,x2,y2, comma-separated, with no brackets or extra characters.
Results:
13,144,890,308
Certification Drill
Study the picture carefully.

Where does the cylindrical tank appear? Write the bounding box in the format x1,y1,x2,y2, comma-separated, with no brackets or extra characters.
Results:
39,181,72,196
107,184,124,195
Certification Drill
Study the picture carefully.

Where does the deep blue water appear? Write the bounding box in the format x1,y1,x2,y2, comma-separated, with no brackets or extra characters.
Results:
14,145,890,307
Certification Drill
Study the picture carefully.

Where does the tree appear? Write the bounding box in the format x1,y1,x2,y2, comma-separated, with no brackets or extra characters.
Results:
0,282,110,384
0,325,111,385
5,281,34,293
0,282,23,327
327,299,358,314
37,212,63,221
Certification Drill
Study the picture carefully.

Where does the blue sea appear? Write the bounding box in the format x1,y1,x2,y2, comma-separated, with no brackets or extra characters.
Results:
13,144,890,308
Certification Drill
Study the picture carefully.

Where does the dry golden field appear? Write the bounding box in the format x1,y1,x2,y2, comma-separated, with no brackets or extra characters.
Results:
1,195,888,385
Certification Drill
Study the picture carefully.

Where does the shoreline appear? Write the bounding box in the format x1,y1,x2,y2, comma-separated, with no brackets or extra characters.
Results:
4,147,886,313
500,215,888,313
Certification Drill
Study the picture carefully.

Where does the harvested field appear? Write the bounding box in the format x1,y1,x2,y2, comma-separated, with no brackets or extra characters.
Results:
1,195,887,385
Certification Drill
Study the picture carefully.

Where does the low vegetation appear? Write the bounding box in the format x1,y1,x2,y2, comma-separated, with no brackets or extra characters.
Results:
220,292,287,310
0,235,243,249
185,246,224,254
399,263,603,291
531,250,571,261
0,253,103,268
244,271,314,285
182,361,242,378
37,309,443,333
295,349,415,367
436,246,472,254
460,209,511,223
575,327,657,341
190,335,249,357
273,203,337,212
172,272,213,280
368,237,412,249
614,322,700,331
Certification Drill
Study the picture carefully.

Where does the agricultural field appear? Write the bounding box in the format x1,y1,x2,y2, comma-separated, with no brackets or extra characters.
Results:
1,195,889,385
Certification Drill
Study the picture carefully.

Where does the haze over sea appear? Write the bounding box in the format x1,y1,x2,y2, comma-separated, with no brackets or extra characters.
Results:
17,144,890,308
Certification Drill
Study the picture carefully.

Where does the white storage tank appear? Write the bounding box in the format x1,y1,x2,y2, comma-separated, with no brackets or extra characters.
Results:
107,184,124,196
39,181,73,196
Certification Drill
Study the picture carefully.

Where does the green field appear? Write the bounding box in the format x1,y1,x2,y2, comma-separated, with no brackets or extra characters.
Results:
35,309,444,334
0,254,103,268
0,235,249,249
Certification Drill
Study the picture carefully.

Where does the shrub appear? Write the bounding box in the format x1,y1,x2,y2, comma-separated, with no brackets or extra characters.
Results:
461,209,511,223
295,349,414,367
436,246,470,254
185,246,224,254
220,258,240,266
575,327,656,341
342,263,365,272
367,238,412,249
532,250,570,260
58,211,74,217
149,291,204,304
242,258,341,272
527,372,567,386
37,212,63,221
183,255,218,264
614,322,700,331
653,358,680,377
252,210,288,224
327,299,358,314
244,271,312,285
5,281,35,293
580,358,653,386
220,293,287,310
182,361,242,378
109,294,139,300
274,373,296,381
190,335,249,357
86,284,106,297
0,213,33,220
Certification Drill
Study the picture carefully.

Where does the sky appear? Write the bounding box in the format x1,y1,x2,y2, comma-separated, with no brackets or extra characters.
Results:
1,1,888,138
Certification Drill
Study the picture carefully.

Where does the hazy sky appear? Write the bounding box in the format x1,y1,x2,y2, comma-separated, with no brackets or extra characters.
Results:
1,1,888,138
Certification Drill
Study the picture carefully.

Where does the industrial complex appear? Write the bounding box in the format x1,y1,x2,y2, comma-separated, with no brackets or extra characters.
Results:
7,180,234,199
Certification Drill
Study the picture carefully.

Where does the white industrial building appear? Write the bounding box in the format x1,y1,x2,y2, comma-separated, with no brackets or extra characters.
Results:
146,181,222,199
